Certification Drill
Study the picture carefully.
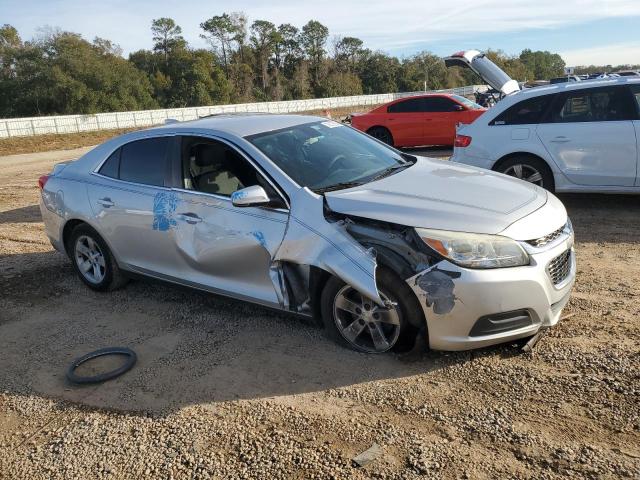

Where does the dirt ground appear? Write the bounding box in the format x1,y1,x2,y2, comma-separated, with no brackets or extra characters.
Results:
0,146,639,479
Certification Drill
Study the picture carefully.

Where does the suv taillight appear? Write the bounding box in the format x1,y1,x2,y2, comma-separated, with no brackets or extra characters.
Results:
38,175,50,190
454,134,472,148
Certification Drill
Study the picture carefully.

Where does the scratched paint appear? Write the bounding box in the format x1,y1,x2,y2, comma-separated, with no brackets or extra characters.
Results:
251,230,267,249
152,192,178,231
414,266,461,315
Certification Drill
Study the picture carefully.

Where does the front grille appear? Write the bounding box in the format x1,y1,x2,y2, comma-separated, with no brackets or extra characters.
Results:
548,249,572,285
527,223,566,248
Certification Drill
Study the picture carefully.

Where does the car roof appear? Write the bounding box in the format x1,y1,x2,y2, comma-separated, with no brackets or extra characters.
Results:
150,113,325,138
512,76,640,100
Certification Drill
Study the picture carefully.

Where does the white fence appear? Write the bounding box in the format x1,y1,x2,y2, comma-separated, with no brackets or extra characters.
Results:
0,85,485,138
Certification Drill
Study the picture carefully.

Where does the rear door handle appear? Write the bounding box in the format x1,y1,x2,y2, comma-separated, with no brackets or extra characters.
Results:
550,136,570,143
177,213,203,224
97,197,114,208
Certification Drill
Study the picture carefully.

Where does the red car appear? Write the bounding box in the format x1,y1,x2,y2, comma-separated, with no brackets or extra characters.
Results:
350,93,486,147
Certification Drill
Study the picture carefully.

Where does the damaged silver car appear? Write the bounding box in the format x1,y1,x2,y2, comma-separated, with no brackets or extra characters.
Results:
39,114,575,353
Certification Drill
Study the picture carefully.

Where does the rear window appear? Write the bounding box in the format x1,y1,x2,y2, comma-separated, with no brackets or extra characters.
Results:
387,98,423,113
491,95,554,125
119,138,169,186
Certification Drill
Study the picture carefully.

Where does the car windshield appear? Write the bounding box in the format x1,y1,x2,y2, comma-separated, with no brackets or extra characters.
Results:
247,120,411,192
452,94,484,109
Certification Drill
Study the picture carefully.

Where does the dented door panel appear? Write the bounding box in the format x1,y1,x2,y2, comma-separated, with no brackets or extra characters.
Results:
172,189,288,306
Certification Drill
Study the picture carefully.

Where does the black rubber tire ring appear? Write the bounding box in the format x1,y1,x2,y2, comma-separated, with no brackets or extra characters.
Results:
66,347,137,384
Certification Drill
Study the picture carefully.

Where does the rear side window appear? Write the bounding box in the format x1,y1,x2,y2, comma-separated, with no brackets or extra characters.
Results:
99,149,120,178
491,95,554,125
422,97,459,112
388,98,423,113
119,138,169,186
549,87,636,123
629,84,640,115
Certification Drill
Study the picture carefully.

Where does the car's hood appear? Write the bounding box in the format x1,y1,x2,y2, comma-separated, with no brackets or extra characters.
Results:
324,158,548,236
444,50,521,96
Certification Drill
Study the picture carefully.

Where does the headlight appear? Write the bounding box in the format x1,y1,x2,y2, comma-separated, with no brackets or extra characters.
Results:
415,228,529,269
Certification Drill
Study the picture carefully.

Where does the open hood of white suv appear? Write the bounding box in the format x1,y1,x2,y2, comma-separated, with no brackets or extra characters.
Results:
324,158,548,236
444,50,521,96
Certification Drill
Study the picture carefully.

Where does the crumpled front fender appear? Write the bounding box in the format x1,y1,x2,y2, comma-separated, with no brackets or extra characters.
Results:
274,188,383,306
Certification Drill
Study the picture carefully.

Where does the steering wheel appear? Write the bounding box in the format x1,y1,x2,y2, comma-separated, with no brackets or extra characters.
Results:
327,154,349,173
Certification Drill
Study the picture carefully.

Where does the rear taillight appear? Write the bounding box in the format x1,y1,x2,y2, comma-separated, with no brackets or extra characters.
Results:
38,175,50,190
454,134,472,148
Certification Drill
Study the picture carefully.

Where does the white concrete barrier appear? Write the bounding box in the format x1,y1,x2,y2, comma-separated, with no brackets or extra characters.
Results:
0,85,485,138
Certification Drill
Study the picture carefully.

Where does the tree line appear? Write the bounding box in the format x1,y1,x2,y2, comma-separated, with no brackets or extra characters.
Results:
0,15,593,118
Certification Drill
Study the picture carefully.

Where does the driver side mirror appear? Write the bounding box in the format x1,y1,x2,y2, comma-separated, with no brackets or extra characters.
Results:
453,104,465,112
231,185,271,208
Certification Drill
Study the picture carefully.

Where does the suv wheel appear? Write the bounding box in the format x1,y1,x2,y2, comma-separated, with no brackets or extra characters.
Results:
496,156,555,192
69,224,128,291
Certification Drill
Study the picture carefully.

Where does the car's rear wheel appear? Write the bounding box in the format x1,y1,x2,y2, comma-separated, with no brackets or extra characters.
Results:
367,126,394,146
69,224,127,292
320,268,420,353
496,156,555,192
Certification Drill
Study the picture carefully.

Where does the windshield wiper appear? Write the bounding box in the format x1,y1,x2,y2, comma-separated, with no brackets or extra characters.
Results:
370,163,411,182
314,181,365,193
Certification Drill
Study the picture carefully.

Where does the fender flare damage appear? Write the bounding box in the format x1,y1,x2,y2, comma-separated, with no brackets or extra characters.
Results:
266,188,447,324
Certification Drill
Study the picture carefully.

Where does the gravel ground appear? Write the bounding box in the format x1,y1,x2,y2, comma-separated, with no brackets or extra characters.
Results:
0,147,638,479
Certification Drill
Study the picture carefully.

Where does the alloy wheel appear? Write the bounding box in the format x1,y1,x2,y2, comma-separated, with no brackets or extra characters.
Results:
333,286,401,353
503,164,544,186
74,235,106,284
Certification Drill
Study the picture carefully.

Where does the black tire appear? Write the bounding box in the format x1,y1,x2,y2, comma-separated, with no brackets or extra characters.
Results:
68,223,128,292
495,155,555,192
367,126,394,146
320,268,422,354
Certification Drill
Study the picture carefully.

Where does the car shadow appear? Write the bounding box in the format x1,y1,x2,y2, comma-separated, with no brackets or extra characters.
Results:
0,249,487,416
0,204,41,224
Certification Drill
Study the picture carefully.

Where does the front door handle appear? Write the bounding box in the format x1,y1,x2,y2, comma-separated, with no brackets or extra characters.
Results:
177,213,203,224
97,197,114,208
550,136,570,143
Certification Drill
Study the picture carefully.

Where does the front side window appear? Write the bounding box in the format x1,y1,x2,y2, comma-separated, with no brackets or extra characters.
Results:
119,137,169,186
491,95,554,125
549,87,636,123
451,94,484,110
387,98,423,113
247,121,411,192
180,137,284,206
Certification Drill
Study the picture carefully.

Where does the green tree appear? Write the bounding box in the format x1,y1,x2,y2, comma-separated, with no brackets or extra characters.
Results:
151,18,186,64
301,20,328,93
200,14,238,76
357,50,399,94
250,20,277,92
519,49,565,80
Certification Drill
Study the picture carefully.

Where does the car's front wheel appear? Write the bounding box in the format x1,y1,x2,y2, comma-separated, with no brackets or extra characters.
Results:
320,268,420,353
69,223,128,292
496,155,555,192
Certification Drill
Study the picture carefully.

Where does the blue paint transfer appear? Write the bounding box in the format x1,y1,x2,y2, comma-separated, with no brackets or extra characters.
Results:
153,192,178,231
251,230,267,249
231,190,248,203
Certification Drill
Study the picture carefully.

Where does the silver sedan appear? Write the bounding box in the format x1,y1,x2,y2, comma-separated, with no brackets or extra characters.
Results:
39,114,575,353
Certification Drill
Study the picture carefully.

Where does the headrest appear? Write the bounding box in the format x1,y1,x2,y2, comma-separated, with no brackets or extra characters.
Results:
193,143,226,167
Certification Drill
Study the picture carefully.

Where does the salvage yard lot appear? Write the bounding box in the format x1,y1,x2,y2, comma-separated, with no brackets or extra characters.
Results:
0,147,639,479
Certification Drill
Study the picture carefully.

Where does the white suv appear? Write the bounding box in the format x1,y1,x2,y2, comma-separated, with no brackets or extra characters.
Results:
445,50,640,193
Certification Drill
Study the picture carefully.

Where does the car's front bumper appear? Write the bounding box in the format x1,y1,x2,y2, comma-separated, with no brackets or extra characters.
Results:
407,235,575,351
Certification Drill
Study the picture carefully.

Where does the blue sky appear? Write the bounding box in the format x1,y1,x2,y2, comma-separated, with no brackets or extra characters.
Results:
2,0,639,66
